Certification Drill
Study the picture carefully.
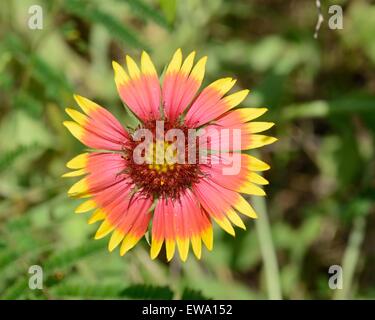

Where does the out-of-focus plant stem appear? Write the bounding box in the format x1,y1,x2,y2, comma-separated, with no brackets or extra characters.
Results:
334,215,366,300
251,194,282,300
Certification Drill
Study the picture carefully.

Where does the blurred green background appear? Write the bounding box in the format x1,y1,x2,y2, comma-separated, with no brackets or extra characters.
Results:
0,0,374,300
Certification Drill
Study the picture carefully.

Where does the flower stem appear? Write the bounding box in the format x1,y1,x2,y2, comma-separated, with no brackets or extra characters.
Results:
251,194,282,300
334,215,366,300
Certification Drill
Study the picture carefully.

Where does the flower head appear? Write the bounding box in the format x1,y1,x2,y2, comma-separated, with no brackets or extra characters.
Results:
63,49,276,261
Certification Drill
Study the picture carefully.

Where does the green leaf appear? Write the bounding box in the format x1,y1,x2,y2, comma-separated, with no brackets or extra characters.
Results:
0,250,19,272
65,0,148,50
1,278,29,300
181,287,210,300
52,283,124,298
281,96,375,121
44,241,107,272
120,0,171,30
31,56,73,97
159,0,176,24
120,284,174,299
0,143,40,172
13,91,43,117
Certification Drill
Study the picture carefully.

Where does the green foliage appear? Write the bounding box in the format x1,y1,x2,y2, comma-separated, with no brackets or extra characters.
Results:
159,0,176,24
65,0,148,49
120,0,171,29
51,283,206,300
0,143,40,172
181,288,210,300
0,250,19,272
1,279,29,300
44,241,107,272
52,283,125,298
120,284,174,300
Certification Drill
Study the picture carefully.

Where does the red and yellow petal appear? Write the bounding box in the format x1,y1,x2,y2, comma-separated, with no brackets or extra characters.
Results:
119,199,152,256
65,152,152,255
151,190,212,261
199,125,277,151
66,153,88,169
88,179,152,257
113,51,161,121
63,95,128,150
162,49,207,122
88,209,106,224
201,153,268,197
185,80,249,127
214,108,268,127
198,107,276,151
74,199,97,214
65,153,130,201
193,178,259,236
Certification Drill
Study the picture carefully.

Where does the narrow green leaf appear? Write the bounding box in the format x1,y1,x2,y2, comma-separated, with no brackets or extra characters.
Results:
0,143,40,172
65,0,148,49
1,278,28,300
120,284,174,300
0,250,19,272
52,283,124,298
120,0,171,30
44,241,106,271
181,287,210,300
281,96,375,121
159,0,176,24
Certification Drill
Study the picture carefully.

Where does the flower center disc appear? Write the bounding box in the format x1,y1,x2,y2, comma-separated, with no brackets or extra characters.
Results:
123,120,202,199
